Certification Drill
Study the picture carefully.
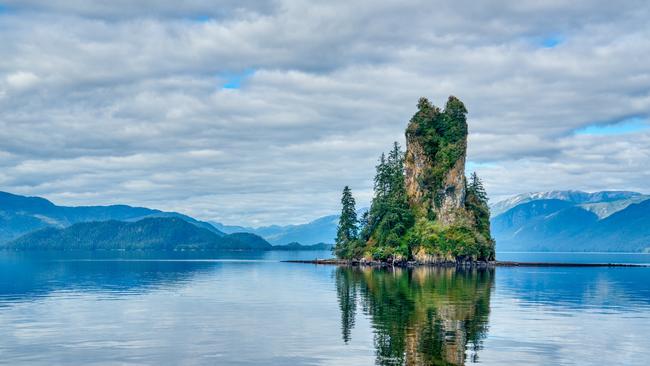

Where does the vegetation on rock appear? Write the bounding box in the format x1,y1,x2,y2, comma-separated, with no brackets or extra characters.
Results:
359,143,414,260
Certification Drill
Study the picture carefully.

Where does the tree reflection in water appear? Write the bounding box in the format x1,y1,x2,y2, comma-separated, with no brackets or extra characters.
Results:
335,266,493,365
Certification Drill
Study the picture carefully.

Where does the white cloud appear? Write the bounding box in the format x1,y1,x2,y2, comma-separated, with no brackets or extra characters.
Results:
0,0,649,225
5,71,39,90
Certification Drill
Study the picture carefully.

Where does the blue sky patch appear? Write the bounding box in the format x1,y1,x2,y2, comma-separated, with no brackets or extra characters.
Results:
221,70,255,89
574,117,649,136
466,161,497,175
190,15,211,23
541,35,564,48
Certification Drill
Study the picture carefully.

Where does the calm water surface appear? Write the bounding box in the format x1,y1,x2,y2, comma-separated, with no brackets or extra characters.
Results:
1,251,649,365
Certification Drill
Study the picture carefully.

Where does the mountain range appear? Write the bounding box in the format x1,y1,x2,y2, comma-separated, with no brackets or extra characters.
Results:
6,217,270,251
0,191,328,251
2,190,649,252
491,191,650,252
211,214,340,245
0,191,223,244
490,190,647,217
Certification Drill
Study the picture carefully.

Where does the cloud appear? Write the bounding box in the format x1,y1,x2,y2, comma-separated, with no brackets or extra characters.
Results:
0,0,278,19
5,71,40,89
0,0,649,225
477,132,650,203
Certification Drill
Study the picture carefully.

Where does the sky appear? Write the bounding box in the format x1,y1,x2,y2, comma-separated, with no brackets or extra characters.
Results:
0,1,649,226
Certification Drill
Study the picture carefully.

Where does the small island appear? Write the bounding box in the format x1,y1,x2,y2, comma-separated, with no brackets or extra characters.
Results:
285,97,648,268
331,96,495,265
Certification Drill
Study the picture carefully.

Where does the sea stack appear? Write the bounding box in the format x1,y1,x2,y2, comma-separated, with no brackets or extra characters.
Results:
334,95,495,264
404,96,495,263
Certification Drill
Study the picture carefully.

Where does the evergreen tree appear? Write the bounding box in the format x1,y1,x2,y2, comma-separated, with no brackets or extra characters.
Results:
387,142,408,201
467,172,487,204
443,96,468,143
465,172,495,260
361,153,389,242
374,153,390,199
334,186,359,259
358,211,369,237
364,142,414,260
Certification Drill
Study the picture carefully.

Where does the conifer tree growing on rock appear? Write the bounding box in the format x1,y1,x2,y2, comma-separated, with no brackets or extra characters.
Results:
360,142,414,260
334,186,359,259
465,172,494,260
467,172,488,203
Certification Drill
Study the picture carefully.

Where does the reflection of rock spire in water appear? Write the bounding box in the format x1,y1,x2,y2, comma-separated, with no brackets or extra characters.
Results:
334,267,493,365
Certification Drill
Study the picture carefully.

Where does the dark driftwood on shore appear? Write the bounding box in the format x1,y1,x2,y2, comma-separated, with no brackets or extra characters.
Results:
283,259,650,268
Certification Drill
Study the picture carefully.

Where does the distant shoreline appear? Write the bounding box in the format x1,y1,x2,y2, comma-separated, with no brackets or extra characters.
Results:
283,259,650,268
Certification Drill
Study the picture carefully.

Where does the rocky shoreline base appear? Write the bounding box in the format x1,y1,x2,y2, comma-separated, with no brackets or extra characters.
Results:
283,258,649,268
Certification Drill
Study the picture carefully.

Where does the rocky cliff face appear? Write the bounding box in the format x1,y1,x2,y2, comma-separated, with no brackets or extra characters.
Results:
436,157,467,225
405,141,467,226
404,96,469,226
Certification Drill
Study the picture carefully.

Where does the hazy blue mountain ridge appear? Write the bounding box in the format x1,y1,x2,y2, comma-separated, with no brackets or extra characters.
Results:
578,195,650,218
212,214,341,245
490,190,644,216
1,190,342,248
0,191,223,243
2,217,336,252
492,195,650,252
3,217,269,251
271,242,333,251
